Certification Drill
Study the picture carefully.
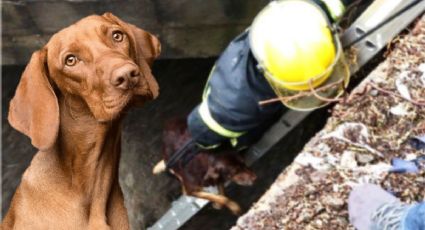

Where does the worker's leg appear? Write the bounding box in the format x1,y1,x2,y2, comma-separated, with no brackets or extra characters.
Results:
349,184,425,230
403,202,425,230
349,184,400,230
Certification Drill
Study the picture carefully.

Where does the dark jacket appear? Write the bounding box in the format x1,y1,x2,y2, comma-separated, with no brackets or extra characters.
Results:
187,31,284,149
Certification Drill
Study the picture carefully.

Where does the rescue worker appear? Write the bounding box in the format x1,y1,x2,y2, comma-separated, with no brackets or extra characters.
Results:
187,0,356,150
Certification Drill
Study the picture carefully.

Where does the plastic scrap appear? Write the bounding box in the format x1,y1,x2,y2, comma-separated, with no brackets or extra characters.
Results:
390,156,425,173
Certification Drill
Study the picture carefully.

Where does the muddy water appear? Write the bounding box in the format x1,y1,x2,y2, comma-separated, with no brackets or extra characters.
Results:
2,59,328,229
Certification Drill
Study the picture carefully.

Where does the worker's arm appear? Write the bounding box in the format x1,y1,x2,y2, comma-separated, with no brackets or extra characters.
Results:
187,31,284,150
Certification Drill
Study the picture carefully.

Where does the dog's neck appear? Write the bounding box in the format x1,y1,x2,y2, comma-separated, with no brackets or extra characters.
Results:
56,94,122,192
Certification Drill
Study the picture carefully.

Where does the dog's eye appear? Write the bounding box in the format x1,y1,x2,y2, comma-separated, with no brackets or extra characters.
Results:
112,31,124,42
65,55,78,66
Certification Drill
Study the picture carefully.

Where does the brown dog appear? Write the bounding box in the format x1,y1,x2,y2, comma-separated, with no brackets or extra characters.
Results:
2,13,160,230
153,118,256,215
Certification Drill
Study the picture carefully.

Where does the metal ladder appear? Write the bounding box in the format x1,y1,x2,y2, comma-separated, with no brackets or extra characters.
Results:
148,1,425,229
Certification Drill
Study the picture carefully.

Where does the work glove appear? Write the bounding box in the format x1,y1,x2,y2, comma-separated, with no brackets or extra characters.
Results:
389,156,425,174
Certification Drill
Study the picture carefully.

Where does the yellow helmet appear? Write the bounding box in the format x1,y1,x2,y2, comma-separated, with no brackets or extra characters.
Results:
250,0,338,91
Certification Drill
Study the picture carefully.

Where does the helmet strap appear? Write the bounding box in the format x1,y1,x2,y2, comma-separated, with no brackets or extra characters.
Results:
311,0,345,22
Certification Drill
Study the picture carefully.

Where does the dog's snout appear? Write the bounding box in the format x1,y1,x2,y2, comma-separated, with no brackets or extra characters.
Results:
111,64,140,90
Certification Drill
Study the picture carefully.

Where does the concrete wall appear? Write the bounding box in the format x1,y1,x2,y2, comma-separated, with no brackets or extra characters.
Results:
3,0,269,65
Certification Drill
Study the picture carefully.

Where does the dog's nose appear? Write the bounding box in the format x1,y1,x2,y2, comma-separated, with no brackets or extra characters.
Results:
111,64,140,90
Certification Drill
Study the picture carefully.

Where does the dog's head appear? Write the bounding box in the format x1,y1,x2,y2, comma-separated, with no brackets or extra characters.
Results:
8,13,160,151
229,166,257,186
205,153,257,186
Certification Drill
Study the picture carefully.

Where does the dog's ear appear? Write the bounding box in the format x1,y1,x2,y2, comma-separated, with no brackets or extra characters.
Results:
8,49,59,151
103,12,160,99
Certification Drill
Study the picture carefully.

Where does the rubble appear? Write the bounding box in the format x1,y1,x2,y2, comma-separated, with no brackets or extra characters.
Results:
232,15,425,230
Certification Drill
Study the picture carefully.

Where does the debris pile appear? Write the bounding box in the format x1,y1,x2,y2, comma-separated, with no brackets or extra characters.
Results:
232,15,425,230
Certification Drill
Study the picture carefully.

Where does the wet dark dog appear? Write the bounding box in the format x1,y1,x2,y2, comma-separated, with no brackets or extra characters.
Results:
153,118,256,214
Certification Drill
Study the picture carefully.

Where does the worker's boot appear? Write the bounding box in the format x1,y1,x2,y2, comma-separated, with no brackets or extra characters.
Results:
348,184,404,230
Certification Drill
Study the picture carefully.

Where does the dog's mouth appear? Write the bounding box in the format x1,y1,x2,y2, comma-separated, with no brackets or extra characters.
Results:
92,79,153,122
102,92,133,113
133,78,154,98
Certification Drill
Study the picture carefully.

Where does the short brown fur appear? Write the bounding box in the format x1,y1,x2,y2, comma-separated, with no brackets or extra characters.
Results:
2,13,160,230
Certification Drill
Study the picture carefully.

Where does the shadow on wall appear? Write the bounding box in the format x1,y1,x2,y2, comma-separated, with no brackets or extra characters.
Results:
2,65,37,218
